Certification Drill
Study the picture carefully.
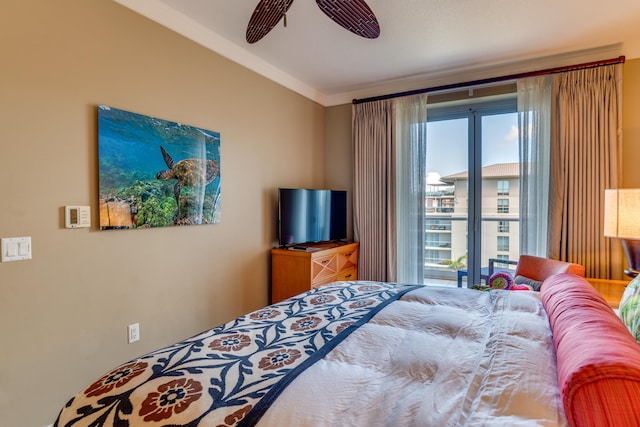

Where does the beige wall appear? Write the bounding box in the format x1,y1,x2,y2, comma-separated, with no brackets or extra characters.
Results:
0,1,325,426
2,1,639,426
623,60,640,187
324,103,353,234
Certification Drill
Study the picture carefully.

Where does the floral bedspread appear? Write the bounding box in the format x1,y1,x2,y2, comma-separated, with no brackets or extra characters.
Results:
54,281,420,427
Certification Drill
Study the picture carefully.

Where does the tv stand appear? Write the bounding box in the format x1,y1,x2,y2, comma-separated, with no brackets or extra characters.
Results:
271,242,359,303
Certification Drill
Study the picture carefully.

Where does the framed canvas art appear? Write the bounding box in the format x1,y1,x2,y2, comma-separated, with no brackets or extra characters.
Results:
98,105,221,230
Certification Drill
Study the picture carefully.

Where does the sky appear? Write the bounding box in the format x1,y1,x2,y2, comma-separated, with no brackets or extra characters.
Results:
426,112,519,183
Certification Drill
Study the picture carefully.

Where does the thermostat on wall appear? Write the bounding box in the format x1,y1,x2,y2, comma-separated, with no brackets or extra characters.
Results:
65,206,91,228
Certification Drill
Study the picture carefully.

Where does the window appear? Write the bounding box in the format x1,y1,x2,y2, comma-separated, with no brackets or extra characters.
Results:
426,219,451,231
497,199,509,213
440,198,454,212
423,96,519,286
425,250,444,265
425,237,451,248
497,236,510,252
497,180,509,195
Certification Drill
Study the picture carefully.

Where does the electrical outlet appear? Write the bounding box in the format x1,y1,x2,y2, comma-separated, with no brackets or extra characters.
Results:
128,323,140,343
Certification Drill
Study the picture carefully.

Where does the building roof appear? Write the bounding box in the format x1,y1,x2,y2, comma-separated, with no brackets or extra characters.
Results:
440,162,519,182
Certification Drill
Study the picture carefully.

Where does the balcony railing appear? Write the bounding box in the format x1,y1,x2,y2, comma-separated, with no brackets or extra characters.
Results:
425,242,451,248
425,207,454,213
427,224,451,231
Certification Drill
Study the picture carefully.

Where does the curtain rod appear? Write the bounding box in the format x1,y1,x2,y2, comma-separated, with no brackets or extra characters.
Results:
352,55,626,105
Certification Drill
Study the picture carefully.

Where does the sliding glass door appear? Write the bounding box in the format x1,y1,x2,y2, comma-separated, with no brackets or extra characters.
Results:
480,113,520,283
424,117,469,285
423,97,518,287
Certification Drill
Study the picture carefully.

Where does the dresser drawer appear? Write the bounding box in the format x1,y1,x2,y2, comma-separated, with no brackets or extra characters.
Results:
311,267,357,289
311,253,338,282
337,247,358,271
311,275,337,288
337,267,357,281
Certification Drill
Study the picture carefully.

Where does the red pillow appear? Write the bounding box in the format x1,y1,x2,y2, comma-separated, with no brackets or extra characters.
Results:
541,273,640,427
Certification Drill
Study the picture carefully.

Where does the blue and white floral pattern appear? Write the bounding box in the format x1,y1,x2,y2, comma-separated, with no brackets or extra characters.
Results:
54,281,420,427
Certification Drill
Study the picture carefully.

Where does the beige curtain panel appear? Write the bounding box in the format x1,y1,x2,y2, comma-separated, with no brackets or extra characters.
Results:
352,99,396,281
548,63,624,279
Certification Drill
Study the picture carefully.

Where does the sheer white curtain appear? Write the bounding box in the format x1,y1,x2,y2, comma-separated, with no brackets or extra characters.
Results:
517,75,552,257
395,94,428,284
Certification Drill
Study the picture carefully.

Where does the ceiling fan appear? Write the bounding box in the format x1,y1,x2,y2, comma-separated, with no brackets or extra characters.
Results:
246,0,380,44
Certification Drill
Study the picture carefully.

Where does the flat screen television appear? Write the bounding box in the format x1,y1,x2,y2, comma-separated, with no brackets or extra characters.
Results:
278,188,347,247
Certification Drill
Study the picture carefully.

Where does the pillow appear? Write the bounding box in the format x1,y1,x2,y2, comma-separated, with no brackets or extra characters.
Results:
541,274,640,426
488,271,513,290
514,275,543,291
510,284,533,291
619,275,640,343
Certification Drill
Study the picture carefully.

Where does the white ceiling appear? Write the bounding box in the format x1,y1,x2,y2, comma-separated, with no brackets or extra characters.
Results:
114,0,640,106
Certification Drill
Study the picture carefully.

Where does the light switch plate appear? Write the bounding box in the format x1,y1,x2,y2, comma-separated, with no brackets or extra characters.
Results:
65,206,91,228
1,237,32,262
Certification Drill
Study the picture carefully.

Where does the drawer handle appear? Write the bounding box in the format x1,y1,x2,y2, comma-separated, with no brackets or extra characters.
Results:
344,274,352,278
344,253,352,257
321,260,330,265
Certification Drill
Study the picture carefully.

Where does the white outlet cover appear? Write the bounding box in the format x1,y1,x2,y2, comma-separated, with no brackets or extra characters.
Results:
128,323,140,343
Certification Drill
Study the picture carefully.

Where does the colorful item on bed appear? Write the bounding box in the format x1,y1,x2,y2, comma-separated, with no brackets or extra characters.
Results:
488,271,513,289
54,282,420,427
619,275,640,343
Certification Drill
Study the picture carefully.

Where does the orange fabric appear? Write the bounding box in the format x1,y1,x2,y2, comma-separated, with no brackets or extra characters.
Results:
515,255,585,282
541,273,640,427
570,379,640,426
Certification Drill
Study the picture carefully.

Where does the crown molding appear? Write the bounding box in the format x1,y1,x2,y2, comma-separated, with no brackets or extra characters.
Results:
326,44,624,106
112,0,325,104
112,1,624,108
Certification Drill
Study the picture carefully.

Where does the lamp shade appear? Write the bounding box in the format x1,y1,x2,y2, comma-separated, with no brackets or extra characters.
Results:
604,189,640,239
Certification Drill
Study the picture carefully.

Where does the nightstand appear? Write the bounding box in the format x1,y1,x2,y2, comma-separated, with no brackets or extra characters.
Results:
585,278,629,309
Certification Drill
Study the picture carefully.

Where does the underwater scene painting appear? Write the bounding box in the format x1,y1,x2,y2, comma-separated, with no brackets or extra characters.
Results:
98,105,221,230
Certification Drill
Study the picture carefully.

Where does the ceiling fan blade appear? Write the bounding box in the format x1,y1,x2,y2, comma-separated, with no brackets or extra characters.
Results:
316,0,380,39
246,0,295,44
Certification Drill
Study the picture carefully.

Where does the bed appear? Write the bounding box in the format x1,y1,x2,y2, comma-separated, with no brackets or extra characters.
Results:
54,275,640,427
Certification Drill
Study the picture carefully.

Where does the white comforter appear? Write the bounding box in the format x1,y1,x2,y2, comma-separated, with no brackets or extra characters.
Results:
260,286,568,426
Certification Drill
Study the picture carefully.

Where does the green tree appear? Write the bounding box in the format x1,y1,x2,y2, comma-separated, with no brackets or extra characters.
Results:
440,254,467,271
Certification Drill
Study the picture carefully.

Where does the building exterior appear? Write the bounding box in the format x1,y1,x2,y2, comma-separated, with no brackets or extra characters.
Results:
425,162,520,283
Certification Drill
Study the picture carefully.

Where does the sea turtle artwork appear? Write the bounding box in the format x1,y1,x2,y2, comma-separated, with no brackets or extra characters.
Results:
98,105,221,230
156,145,220,219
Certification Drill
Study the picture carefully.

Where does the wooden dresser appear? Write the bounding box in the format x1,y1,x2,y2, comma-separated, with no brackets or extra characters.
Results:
271,242,359,303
